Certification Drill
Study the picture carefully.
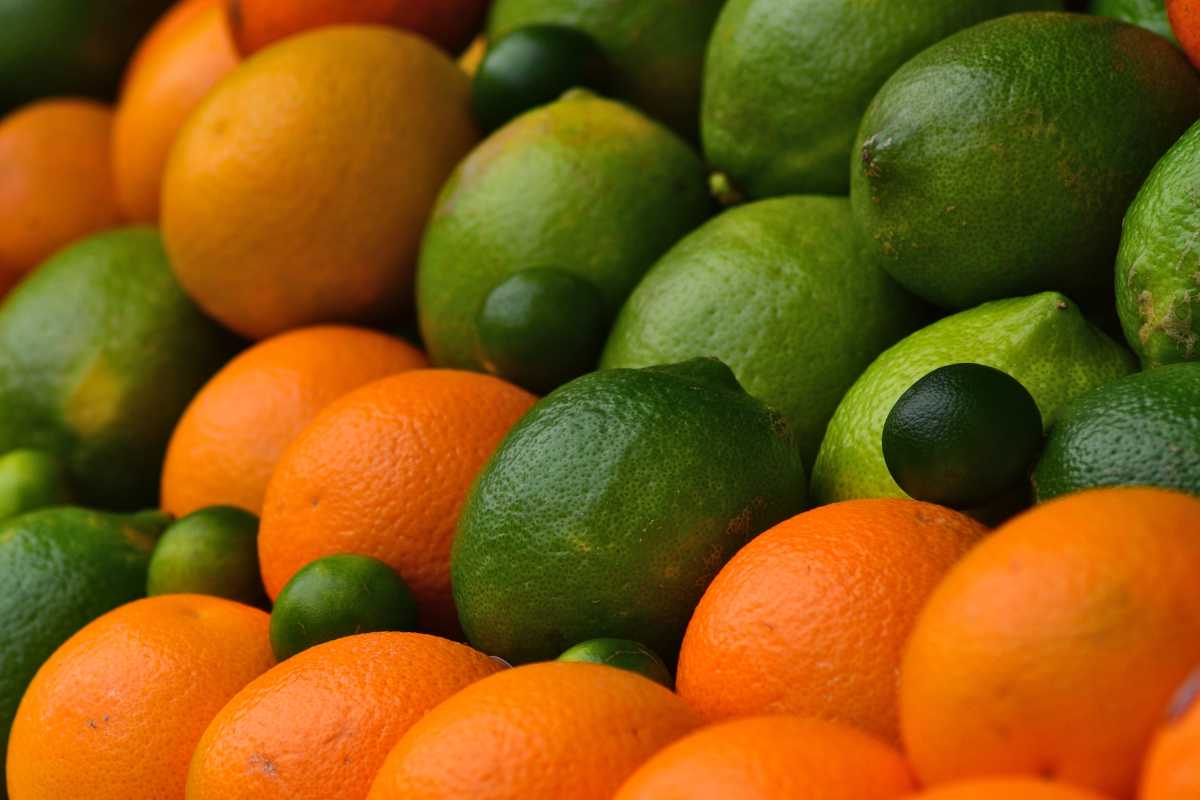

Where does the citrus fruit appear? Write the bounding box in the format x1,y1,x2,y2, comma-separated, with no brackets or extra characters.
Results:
1168,0,1200,65
367,661,701,800
0,227,237,509
0,449,72,521
452,358,806,665
851,12,1200,310
1093,0,1175,41
906,779,1114,799
900,487,1200,797
601,196,928,467
702,0,1057,199
558,638,673,688
162,25,479,339
269,554,418,660
1033,362,1200,500
146,505,267,606
186,632,502,800
0,507,168,796
612,716,916,800
882,363,1043,508
677,499,985,743
259,370,535,635
1141,669,1200,799
161,325,426,518
0,99,123,295
811,292,1136,506
7,594,274,800
113,0,239,222
416,90,710,383
487,0,726,138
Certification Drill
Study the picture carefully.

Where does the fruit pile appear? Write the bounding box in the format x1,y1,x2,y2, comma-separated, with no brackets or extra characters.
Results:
3,0,1200,798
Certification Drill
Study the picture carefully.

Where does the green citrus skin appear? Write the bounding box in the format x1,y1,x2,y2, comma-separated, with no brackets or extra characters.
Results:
1090,0,1175,42
0,228,238,510
558,638,673,687
0,449,72,522
851,12,1200,310
147,506,266,607
487,0,725,138
702,0,1060,199
416,92,711,373
452,358,806,665
0,506,169,791
601,196,928,468
1033,362,1200,500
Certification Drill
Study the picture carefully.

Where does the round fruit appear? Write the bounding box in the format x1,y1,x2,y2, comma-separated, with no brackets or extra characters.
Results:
113,0,239,222
7,594,274,800
602,195,928,467
1168,0,1200,66
0,99,123,294
186,632,502,800
0,449,72,521
259,370,535,635
368,661,701,800
558,638,673,687
1141,670,1200,799
851,12,1200,309
161,325,427,517
269,554,418,660
882,363,1043,508
416,90,710,378
1093,0,1175,42
1033,362,1200,500
0,227,237,509
612,716,915,800
811,292,1136,506
900,487,1200,797
147,505,266,606
162,26,479,339
906,779,1113,799
452,358,807,665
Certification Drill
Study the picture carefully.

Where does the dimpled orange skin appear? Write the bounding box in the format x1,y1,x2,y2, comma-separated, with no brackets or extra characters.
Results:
900,488,1200,798
367,661,703,800
1168,0,1200,69
1141,674,1200,799
113,0,239,222
6,595,274,800
161,325,427,517
258,369,535,635
0,100,123,295
612,715,916,800
676,499,987,744
186,632,503,800
905,778,1114,800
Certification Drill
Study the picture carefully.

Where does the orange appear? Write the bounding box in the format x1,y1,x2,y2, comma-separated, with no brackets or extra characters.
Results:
161,26,478,339
113,0,239,222
259,369,535,634
1141,670,1200,799
161,325,426,517
900,487,1200,798
6,594,273,800
0,99,123,295
1169,0,1200,69
612,715,916,800
905,779,1114,799
367,661,702,800
186,631,502,800
676,499,987,743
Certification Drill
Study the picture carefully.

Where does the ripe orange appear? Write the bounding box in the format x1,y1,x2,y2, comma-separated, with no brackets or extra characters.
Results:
259,369,535,634
1168,0,1200,69
186,632,502,800
676,499,987,743
6,594,273,800
161,325,426,517
900,487,1200,798
0,99,123,295
612,715,915,800
1141,670,1200,800
906,779,1114,799
368,661,702,800
113,0,239,222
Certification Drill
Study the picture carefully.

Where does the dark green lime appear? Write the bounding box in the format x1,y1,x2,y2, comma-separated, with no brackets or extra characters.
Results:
558,638,673,687
146,506,266,607
0,449,72,522
269,554,419,661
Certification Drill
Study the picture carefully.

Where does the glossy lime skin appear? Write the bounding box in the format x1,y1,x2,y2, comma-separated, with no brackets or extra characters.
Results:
0,449,72,522
558,638,673,687
147,506,266,607
269,554,418,661
1090,0,1175,42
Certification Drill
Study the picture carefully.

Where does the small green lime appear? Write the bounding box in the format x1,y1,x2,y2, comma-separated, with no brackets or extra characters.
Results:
883,363,1043,508
146,506,266,607
558,638,673,687
269,554,418,661
472,25,609,132
0,449,72,522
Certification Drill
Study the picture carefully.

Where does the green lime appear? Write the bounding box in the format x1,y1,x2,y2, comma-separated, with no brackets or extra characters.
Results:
472,25,609,132
1090,0,1175,43
269,554,419,661
1033,362,1200,501
883,363,1043,508
146,506,266,607
558,638,673,687
0,449,72,522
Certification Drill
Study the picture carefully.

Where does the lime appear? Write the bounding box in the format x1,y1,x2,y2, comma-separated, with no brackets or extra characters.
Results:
0,449,72,522
558,638,673,687
146,506,266,607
